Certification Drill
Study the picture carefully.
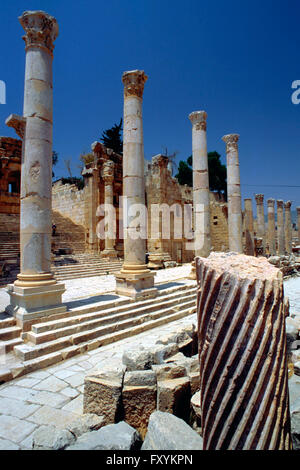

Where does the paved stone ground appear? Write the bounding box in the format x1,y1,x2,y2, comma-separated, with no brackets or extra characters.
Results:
0,311,197,450
0,265,299,450
284,275,300,315
0,264,192,313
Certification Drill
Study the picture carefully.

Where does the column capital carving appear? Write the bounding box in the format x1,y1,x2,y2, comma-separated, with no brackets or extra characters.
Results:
277,200,284,209
5,114,26,139
267,198,275,207
102,160,114,185
284,200,292,210
122,70,148,98
19,10,59,56
222,134,239,151
189,111,207,131
255,194,264,205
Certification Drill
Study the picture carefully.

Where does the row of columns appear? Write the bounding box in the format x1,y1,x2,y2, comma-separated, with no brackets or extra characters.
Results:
244,196,297,257
5,10,300,325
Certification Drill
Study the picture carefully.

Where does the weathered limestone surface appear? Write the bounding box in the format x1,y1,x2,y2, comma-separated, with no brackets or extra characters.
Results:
297,207,300,245
115,70,157,299
267,198,276,256
122,370,157,439
101,160,117,258
83,365,125,425
142,411,203,450
189,111,211,258
277,200,285,256
255,194,265,253
222,134,243,253
196,252,292,450
284,201,292,254
244,198,254,256
5,11,65,326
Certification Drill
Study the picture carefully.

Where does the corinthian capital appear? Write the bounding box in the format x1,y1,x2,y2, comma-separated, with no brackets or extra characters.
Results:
122,70,148,98
189,111,207,131
277,200,284,209
284,201,292,210
19,10,59,56
255,194,264,205
267,198,275,208
222,134,239,151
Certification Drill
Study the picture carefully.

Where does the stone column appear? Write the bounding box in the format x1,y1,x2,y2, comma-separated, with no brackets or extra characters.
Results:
244,198,254,256
255,194,265,254
196,253,292,450
115,70,157,299
297,207,300,245
222,134,243,253
188,111,211,280
277,200,285,256
267,198,276,256
101,160,117,258
284,201,292,254
6,11,65,328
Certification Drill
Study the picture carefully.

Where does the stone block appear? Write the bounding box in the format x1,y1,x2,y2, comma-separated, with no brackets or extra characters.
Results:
67,413,104,438
66,421,141,450
157,375,191,422
122,370,157,439
141,411,203,450
32,425,75,450
83,366,125,425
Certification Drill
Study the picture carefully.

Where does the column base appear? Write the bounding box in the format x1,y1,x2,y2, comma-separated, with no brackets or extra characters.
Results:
115,267,157,300
5,282,66,330
147,253,165,269
101,249,118,259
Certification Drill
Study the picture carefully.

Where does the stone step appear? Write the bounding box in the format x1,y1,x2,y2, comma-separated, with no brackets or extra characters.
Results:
0,317,17,328
52,262,122,271
1,337,23,353
14,299,196,362
27,292,196,345
31,285,196,335
0,326,22,341
16,304,196,376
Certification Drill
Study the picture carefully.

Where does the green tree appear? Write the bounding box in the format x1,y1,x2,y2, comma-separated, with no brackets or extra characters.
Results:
100,118,123,154
175,151,227,199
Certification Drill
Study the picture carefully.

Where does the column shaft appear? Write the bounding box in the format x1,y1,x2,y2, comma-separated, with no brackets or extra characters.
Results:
244,198,254,255
267,198,276,256
255,194,265,254
190,111,211,257
277,200,285,256
222,134,243,253
115,70,156,299
297,207,300,245
102,160,117,257
284,201,292,254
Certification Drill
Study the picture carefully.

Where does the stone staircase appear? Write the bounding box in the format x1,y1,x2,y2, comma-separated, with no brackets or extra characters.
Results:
0,281,197,382
51,210,85,254
52,253,123,281
0,315,23,353
0,210,123,285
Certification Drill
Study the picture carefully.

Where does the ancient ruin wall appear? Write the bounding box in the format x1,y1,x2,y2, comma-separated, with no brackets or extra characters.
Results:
52,180,87,228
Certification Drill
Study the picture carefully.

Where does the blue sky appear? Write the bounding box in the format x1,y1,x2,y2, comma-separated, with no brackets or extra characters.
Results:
0,0,299,211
